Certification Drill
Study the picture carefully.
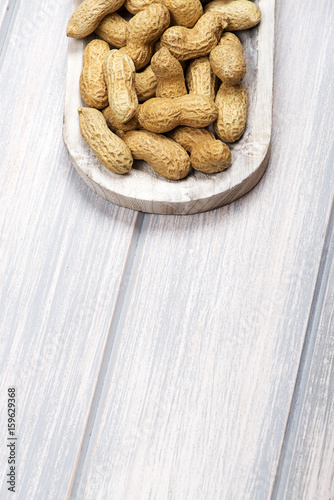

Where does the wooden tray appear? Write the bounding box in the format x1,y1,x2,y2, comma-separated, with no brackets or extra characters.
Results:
63,0,274,215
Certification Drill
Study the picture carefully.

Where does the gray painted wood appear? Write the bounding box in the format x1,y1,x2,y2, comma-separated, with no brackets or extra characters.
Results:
79,1,334,498
272,205,334,500
1,0,334,499
0,1,10,26
282,240,334,499
0,1,136,498
64,0,274,215
0,0,19,67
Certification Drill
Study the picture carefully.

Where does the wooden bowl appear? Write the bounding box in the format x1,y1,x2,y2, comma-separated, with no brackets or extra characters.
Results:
63,0,275,215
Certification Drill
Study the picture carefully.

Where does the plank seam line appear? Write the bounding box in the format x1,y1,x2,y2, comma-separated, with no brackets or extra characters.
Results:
0,0,20,72
271,194,334,499
68,211,151,500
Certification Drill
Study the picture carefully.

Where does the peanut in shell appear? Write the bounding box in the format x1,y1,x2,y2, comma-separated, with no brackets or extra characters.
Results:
151,47,187,99
161,12,228,61
186,57,217,100
163,0,203,28
80,40,110,109
67,0,125,38
121,130,191,180
103,50,138,124
210,32,246,85
120,3,170,70
204,0,261,31
138,94,218,133
125,0,203,27
169,126,231,173
214,82,248,143
78,107,133,174
95,13,127,48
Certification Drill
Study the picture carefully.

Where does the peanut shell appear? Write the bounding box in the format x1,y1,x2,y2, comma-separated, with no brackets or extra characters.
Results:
205,0,261,31
120,3,170,70
138,94,218,133
80,40,110,109
151,47,187,99
121,130,190,180
210,32,246,85
67,0,125,38
103,50,138,124
186,57,217,100
95,13,127,48
214,82,247,143
161,12,228,61
125,0,203,27
169,126,231,173
78,107,133,174
163,0,203,27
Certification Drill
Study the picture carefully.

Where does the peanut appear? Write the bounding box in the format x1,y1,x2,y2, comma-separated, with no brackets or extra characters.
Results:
124,0,203,27
78,107,133,174
135,66,158,101
80,40,110,109
119,130,190,180
124,0,154,14
210,32,246,85
95,13,127,48
103,50,138,124
186,57,217,100
120,3,170,70
103,105,142,131
161,12,228,61
205,0,261,31
138,94,218,133
169,126,231,173
67,0,125,38
214,82,247,143
151,47,187,99
162,0,203,28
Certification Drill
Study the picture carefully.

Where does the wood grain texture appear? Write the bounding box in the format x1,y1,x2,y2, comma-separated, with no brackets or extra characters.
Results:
1,0,334,498
81,1,334,498
64,0,274,215
0,0,19,67
0,1,10,27
283,242,334,499
0,1,136,498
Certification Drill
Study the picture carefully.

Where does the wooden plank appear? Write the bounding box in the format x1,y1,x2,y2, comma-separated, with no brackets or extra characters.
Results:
80,1,334,498
0,1,137,498
280,226,334,499
0,1,10,28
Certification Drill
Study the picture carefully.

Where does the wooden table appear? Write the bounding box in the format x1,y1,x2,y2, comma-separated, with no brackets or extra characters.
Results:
0,1,333,498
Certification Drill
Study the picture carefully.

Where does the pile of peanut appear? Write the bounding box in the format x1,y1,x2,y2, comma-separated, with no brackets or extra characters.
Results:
67,0,261,181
